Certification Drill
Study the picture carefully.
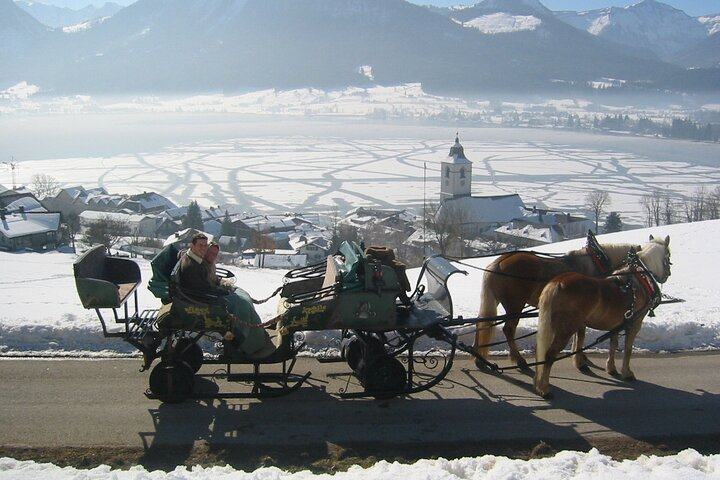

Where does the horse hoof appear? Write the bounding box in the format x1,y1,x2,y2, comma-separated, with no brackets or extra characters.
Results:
535,389,553,399
622,374,637,382
474,357,499,373
577,365,591,374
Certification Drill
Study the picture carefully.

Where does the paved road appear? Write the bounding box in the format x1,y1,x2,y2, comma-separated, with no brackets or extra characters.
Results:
1,353,719,467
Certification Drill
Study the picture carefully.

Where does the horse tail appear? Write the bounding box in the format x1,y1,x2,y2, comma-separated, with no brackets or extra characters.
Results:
536,282,557,368
474,263,500,358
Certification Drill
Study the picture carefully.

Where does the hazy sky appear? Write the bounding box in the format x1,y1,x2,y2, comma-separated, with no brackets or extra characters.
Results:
39,0,720,17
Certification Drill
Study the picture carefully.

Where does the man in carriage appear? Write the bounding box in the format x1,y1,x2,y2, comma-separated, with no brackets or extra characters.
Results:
176,233,276,358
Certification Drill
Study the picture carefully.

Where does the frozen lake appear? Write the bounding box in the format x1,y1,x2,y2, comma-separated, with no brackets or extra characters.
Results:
2,113,718,225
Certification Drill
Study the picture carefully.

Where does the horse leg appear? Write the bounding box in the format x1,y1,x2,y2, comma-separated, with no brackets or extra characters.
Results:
474,277,500,369
606,334,619,376
534,333,569,399
473,320,495,369
501,298,531,370
620,320,644,381
572,327,590,372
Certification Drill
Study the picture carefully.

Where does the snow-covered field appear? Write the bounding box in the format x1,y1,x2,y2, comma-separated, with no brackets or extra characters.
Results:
1,87,720,477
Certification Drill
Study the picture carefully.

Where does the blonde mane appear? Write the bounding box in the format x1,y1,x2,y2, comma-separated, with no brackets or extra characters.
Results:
568,242,641,270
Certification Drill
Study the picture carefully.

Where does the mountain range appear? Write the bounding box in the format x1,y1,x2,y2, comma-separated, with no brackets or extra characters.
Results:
15,1,123,29
2,0,719,95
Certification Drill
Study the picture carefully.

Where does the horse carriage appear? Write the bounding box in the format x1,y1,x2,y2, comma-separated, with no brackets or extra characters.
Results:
73,240,469,402
73,232,675,402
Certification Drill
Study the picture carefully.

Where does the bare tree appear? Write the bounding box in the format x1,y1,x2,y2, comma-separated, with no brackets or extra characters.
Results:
425,202,454,256
425,201,469,257
83,215,131,250
585,190,610,233
661,192,677,225
641,191,662,227
30,173,60,199
682,186,708,223
61,212,81,253
707,186,720,220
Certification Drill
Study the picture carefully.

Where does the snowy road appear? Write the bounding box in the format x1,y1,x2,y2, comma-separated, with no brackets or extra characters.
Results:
1,353,719,468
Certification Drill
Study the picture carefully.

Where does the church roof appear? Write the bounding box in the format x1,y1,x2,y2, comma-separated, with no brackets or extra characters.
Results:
438,194,525,225
447,135,471,165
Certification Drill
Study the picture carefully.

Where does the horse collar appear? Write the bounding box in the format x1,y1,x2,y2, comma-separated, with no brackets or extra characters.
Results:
631,267,662,317
585,244,611,274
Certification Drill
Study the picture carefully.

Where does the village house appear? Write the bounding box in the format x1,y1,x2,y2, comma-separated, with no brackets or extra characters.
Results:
119,192,177,214
0,184,37,209
495,209,596,247
339,207,417,243
42,186,115,218
78,210,158,237
288,231,332,264
0,208,61,252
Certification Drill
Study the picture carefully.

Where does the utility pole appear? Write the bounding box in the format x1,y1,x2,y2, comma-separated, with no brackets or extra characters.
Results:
2,157,18,190
423,161,427,258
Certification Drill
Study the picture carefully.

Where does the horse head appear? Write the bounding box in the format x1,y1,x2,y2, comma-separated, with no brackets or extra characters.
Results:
637,235,671,283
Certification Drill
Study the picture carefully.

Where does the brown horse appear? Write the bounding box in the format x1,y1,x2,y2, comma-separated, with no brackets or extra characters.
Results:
473,238,641,370
533,235,671,398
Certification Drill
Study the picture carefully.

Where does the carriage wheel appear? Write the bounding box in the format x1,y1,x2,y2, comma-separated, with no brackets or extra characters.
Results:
149,360,195,403
175,338,203,373
342,336,363,371
363,355,407,398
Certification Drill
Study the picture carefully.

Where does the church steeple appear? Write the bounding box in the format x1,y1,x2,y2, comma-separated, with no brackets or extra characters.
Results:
448,133,467,161
440,134,472,201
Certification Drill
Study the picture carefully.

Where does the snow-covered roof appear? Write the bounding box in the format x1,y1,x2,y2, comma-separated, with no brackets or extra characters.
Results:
162,228,214,247
495,223,563,244
78,210,152,223
288,231,332,251
123,192,177,210
5,197,46,213
438,194,525,225
204,205,246,219
159,206,188,220
0,212,61,239
239,215,298,232
57,186,87,201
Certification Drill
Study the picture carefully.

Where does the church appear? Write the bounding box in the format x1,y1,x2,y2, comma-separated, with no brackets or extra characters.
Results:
435,135,526,239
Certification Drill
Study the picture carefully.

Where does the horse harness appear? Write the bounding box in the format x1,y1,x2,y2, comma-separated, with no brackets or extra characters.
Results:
615,251,663,327
585,230,612,274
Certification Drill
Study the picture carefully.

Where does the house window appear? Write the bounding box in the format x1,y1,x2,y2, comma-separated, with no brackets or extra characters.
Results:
460,168,466,179
445,166,450,178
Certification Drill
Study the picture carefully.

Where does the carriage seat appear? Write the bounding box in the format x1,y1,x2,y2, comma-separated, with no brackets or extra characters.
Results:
73,245,141,309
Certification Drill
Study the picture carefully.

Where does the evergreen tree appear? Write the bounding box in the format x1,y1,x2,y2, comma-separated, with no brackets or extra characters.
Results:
183,201,203,231
603,212,623,233
221,210,235,236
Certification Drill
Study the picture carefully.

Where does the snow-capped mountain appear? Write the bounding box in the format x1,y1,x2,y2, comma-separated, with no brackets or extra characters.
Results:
14,1,123,28
555,0,708,62
0,0,718,94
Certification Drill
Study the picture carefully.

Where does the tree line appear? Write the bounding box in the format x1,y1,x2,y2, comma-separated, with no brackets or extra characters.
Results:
567,114,720,142
640,186,720,227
